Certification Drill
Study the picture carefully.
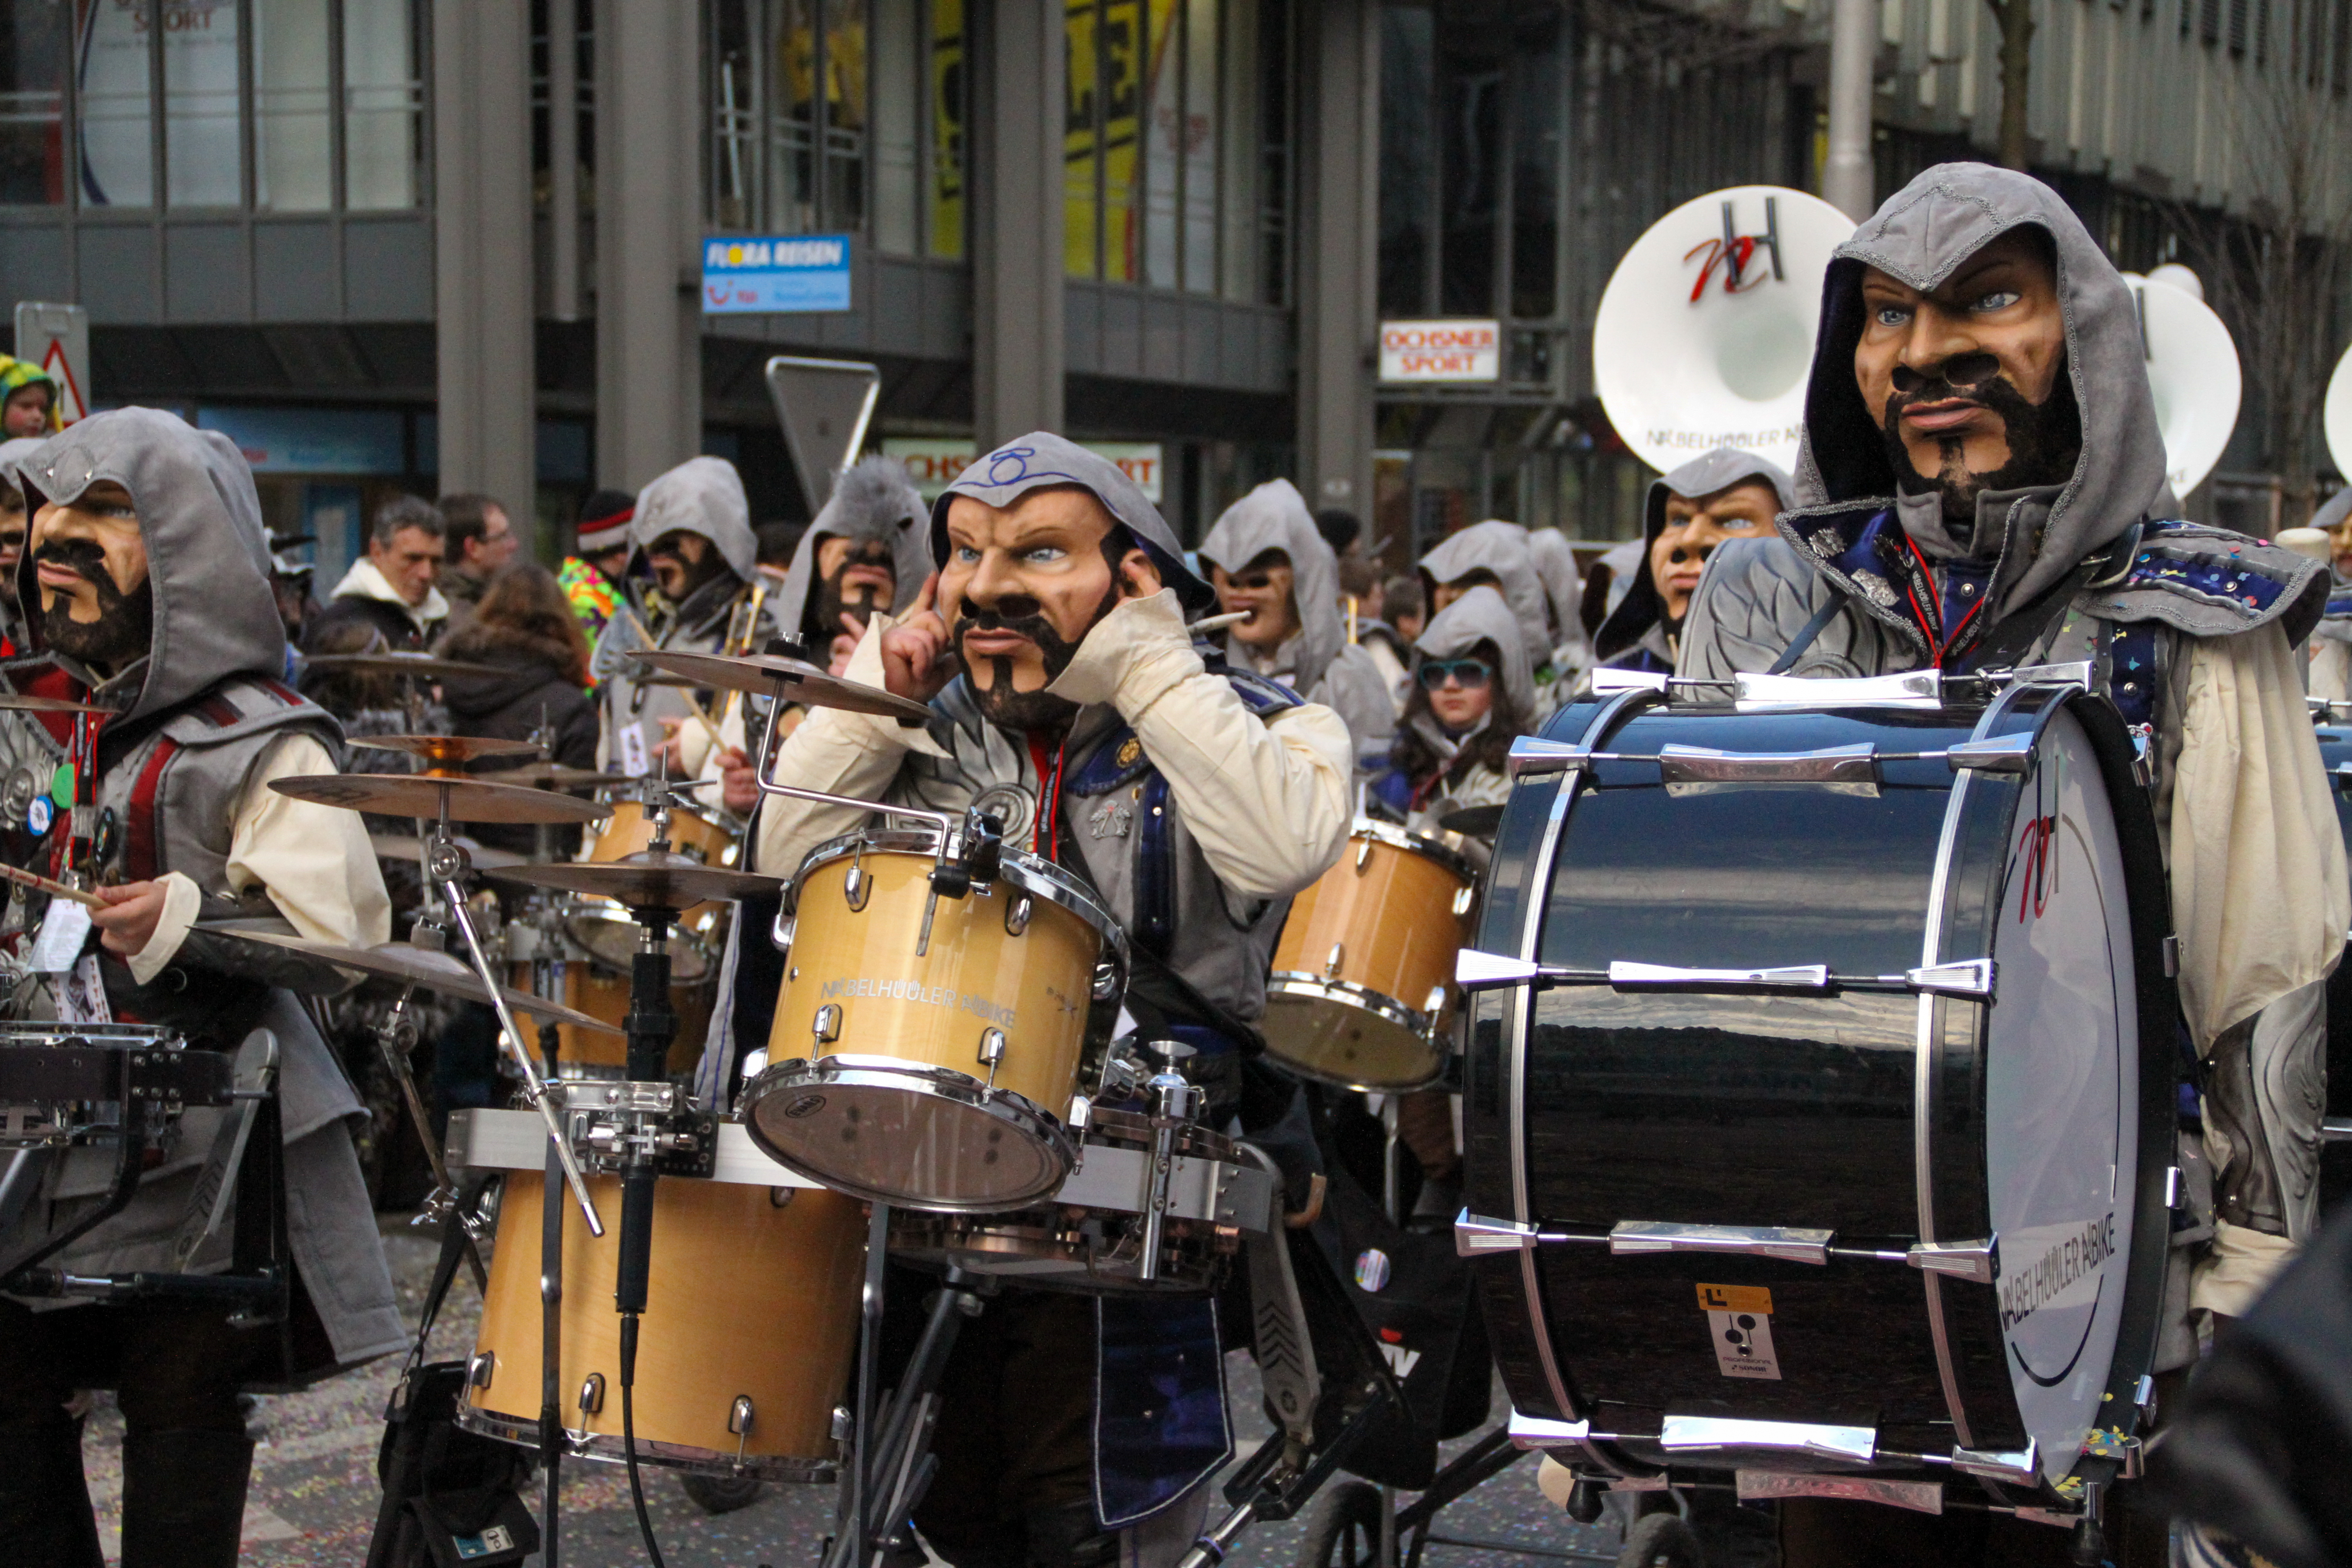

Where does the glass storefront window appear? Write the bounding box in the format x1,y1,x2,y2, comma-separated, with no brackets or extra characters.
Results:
0,0,68,205
79,0,154,206
255,0,333,211
822,0,864,230
712,0,758,227
1508,12,1561,319
1377,5,1431,316
344,0,422,209
165,0,240,206
773,0,818,230
1185,0,1218,293
1141,0,1176,287
871,0,916,252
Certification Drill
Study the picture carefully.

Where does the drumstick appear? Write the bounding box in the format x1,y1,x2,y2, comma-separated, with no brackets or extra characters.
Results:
1193,611,1251,633
0,862,104,909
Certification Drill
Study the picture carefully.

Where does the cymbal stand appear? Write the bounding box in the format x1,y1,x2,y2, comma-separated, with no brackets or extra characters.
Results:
376,993,489,1287
416,784,603,1236
823,1263,989,1568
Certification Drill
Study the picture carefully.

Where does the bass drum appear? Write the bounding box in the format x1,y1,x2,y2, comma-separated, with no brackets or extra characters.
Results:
1462,681,2176,1505
2313,719,2352,1216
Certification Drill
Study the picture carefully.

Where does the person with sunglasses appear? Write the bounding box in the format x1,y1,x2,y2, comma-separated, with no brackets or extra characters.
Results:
1197,478,1396,763
1371,584,1533,836
1592,446,1793,677
1416,520,1564,720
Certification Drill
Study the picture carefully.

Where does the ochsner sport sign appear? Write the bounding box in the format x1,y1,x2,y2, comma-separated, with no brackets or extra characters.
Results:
1379,320,1500,383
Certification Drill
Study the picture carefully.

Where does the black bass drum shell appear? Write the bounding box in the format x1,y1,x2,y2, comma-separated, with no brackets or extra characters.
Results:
1462,686,2176,1494
2313,723,2352,1216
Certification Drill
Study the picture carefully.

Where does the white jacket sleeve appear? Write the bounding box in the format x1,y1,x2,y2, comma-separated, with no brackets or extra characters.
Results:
1047,589,1352,899
2170,622,2351,1054
749,612,951,878
133,733,395,983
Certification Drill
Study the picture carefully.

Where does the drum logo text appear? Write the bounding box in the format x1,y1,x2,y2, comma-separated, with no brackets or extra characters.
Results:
820,975,1016,1029
1998,1213,2116,1332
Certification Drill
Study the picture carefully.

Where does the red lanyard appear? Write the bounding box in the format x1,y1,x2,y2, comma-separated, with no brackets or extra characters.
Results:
1024,733,1068,863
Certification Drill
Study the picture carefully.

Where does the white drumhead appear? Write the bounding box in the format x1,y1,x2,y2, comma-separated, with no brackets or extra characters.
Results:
1983,709,2138,1482
2123,271,2241,499
1592,185,1855,476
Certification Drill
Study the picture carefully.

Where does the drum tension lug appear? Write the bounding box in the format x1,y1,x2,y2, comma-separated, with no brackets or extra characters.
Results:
578,1372,605,1416
813,1004,842,1047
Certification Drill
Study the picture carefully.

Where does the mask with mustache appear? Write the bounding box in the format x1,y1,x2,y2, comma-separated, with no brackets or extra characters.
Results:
954,579,1122,734
35,537,153,672
807,539,896,644
1881,358,2083,551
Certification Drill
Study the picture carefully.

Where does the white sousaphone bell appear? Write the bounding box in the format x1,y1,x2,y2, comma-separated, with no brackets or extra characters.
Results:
2326,337,2352,483
1592,184,1856,478
2120,264,2240,498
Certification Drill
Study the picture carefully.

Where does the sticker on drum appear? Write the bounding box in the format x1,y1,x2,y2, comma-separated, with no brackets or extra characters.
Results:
1984,710,2138,1482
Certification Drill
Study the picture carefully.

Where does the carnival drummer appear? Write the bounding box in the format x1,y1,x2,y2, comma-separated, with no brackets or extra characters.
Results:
771,453,931,677
719,434,1352,1568
1680,162,2346,1564
0,409,401,1567
1591,446,1791,676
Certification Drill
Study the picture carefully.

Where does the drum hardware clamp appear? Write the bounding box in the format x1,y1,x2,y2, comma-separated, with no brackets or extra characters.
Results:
561,1079,719,1181
1455,1211,1999,1281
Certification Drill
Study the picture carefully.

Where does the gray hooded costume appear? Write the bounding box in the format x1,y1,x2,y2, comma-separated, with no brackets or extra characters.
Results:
1417,521,1553,675
1197,478,1394,762
1385,585,1534,830
772,453,931,651
1525,528,1586,662
0,435,44,652
0,410,401,1369
1594,447,1794,674
592,455,781,772
1679,164,2342,1336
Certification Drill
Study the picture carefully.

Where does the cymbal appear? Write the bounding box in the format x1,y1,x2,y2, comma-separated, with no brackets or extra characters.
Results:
492,763,631,789
630,650,933,723
0,691,115,715
272,774,610,824
368,832,529,871
304,652,508,681
200,928,622,1033
1437,804,1504,838
489,850,781,908
366,734,544,767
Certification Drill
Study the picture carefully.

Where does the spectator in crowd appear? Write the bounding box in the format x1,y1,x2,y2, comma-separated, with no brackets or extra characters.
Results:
1340,554,1410,719
306,495,448,654
0,435,43,654
1386,573,1426,643
1315,505,1364,559
436,491,521,617
559,487,636,633
1419,519,1563,717
0,357,59,438
436,563,599,850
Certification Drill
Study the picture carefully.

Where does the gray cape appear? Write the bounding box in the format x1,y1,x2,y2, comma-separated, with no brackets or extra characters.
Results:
774,453,931,648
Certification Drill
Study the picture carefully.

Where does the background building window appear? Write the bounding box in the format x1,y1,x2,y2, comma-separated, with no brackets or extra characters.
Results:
0,0,69,206
255,0,333,211
344,0,422,209
79,0,154,205
165,0,240,206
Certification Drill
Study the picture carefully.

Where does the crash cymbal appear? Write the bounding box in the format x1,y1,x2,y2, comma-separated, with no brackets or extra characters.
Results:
367,832,530,871
630,650,933,723
200,928,622,1033
489,850,781,908
366,734,544,767
1436,804,1504,838
0,691,116,715
272,774,610,824
304,651,508,681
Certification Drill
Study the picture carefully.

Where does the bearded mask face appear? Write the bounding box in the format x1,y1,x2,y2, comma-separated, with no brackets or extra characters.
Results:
30,481,153,674
807,534,897,644
1853,230,2080,540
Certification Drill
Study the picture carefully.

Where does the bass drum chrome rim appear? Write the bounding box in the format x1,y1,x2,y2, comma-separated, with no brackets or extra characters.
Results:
738,1054,1077,1212
452,1403,837,1483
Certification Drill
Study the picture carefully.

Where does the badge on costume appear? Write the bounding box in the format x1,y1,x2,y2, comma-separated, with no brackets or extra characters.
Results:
617,723,652,778
57,953,112,1025
25,796,51,837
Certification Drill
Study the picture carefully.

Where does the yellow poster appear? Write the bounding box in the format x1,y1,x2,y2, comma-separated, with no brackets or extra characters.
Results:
930,0,964,258
1066,0,1099,277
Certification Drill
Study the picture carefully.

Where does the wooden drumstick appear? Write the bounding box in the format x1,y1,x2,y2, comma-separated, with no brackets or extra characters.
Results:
0,862,105,909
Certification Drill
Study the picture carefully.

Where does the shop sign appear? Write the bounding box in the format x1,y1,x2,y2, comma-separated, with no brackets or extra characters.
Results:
882,439,1165,503
1378,320,1500,383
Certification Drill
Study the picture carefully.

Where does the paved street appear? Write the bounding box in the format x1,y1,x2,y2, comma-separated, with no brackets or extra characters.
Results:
69,1215,1636,1568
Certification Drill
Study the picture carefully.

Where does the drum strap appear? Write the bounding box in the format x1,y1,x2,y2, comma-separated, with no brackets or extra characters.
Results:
1765,599,1847,674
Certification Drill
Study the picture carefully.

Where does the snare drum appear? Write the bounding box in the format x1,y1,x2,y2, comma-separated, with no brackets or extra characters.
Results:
1465,681,2176,1504
1264,821,1477,1089
564,802,737,981
458,1165,863,1480
740,828,1124,1212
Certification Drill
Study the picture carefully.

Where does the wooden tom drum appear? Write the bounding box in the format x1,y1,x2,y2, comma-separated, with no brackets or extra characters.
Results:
1264,820,1477,1089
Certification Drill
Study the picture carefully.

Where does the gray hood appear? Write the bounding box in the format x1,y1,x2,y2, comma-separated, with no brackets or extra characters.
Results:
1415,583,1534,719
2312,486,2352,534
6,407,284,724
1197,478,1343,691
1597,446,1795,662
932,433,1217,615
0,436,45,492
630,456,757,585
1526,528,1582,645
1417,520,1551,667
1793,162,2168,619
775,453,930,647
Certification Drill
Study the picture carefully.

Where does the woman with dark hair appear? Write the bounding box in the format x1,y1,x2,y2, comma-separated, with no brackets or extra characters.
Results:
436,562,598,795
1372,584,1534,834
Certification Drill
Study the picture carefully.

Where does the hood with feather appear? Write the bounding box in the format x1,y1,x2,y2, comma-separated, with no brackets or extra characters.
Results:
775,453,931,647
5,407,284,724
1196,478,1344,692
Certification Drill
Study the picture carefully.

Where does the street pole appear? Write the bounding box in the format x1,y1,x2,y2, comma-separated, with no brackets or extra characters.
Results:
1824,0,1877,222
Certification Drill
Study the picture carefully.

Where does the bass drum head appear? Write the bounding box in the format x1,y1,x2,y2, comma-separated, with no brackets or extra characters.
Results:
1984,706,2139,1483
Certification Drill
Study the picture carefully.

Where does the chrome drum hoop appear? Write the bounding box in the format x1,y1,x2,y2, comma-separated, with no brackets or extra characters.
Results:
737,1054,1078,1213
1347,817,1480,886
1265,971,1434,1039
790,828,1129,973
451,1403,837,1483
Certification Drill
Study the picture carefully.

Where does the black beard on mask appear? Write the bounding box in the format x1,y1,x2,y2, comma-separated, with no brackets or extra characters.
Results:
1881,361,2082,549
955,579,1122,734
806,540,895,644
35,539,153,672
655,544,730,605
